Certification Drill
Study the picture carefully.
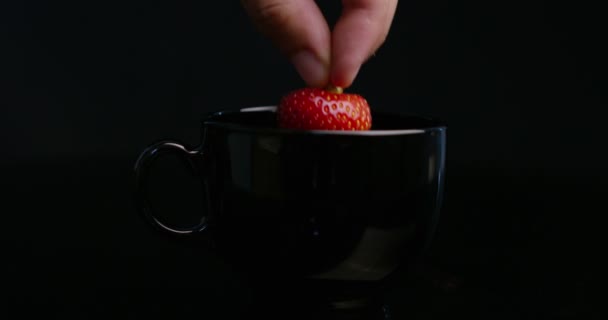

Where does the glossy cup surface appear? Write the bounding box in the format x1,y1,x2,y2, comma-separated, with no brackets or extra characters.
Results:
195,106,446,282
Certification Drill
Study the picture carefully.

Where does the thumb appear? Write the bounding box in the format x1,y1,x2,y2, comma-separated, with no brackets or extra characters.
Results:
241,0,331,87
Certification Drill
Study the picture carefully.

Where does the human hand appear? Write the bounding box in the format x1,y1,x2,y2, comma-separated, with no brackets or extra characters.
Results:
241,0,398,89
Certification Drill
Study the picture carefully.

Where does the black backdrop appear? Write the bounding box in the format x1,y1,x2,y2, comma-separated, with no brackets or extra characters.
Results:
2,1,606,319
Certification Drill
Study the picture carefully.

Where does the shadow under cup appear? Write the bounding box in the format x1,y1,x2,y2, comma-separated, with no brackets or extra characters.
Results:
134,106,446,312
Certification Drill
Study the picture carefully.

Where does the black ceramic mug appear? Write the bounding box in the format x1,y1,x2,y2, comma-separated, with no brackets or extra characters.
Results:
134,106,446,319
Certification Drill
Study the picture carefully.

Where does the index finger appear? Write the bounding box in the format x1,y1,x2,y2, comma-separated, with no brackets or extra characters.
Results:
330,0,398,88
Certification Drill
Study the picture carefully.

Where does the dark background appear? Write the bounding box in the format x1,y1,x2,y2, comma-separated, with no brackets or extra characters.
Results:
2,0,606,319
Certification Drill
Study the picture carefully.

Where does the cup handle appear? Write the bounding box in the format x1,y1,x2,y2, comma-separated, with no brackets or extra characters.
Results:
134,140,208,236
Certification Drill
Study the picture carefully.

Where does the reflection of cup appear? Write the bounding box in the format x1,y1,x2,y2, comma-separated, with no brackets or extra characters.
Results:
134,106,446,319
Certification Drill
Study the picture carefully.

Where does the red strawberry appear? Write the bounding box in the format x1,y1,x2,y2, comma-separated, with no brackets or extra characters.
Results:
277,86,372,131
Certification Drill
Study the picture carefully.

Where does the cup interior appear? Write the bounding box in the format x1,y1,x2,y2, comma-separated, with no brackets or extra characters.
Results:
203,106,445,135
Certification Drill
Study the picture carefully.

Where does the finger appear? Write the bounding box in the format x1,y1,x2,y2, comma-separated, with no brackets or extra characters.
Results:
241,0,331,87
330,0,398,88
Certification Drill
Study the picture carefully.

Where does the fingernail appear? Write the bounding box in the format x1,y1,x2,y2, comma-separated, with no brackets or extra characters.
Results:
291,51,329,88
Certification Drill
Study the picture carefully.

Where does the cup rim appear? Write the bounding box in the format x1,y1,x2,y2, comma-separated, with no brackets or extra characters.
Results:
202,106,446,136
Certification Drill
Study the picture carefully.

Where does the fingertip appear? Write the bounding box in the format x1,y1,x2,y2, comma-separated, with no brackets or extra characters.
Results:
330,63,361,89
291,50,330,88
